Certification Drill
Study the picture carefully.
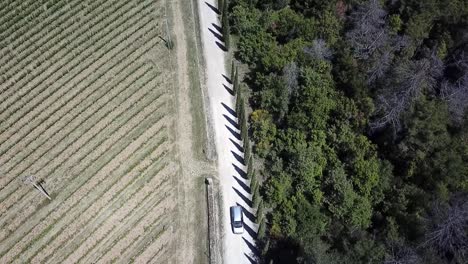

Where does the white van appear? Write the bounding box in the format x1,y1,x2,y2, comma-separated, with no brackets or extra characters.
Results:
230,206,244,234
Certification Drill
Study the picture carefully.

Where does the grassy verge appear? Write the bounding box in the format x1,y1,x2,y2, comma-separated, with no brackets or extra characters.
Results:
181,0,213,161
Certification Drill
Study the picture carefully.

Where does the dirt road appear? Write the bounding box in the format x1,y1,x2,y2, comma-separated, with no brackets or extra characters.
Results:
196,0,258,263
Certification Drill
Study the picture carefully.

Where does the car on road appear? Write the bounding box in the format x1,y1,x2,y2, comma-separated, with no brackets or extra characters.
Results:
230,206,244,234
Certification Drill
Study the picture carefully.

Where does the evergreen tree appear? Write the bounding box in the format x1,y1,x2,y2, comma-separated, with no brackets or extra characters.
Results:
241,107,248,141
247,156,253,179
256,199,264,223
250,171,257,193
243,131,250,160
231,60,235,81
253,183,260,208
257,217,266,240
222,0,230,49
236,94,242,117
233,66,239,94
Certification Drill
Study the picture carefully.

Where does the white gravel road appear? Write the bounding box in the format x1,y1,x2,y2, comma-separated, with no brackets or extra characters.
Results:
197,0,258,263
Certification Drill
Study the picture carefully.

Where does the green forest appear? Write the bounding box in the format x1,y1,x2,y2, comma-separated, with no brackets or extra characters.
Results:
227,0,468,263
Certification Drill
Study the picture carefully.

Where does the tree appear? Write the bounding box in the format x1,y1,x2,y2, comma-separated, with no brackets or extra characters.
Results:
371,56,443,131
345,0,388,60
218,0,223,13
247,156,253,178
233,66,239,94
423,197,468,263
253,182,261,208
303,39,333,62
250,171,258,195
257,217,266,240
243,134,250,161
250,109,277,157
257,199,264,222
222,0,230,49
440,51,468,124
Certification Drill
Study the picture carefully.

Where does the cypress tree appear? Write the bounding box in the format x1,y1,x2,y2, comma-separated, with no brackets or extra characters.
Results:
247,156,253,179
250,171,257,193
257,219,266,240
231,60,235,81
241,107,247,141
253,183,260,208
243,133,250,161
233,66,239,94
256,200,264,223
236,94,242,117
222,0,230,49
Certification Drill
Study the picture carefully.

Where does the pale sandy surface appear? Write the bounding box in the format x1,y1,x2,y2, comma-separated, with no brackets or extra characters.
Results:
197,0,258,263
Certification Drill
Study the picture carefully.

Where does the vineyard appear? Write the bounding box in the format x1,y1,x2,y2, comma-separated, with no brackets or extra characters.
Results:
0,0,180,263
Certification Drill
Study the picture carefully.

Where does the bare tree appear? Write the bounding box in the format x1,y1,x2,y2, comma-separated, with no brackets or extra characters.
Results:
423,197,468,262
346,0,389,60
440,51,468,123
283,61,299,98
371,56,442,131
367,35,411,84
304,39,333,62
384,244,422,264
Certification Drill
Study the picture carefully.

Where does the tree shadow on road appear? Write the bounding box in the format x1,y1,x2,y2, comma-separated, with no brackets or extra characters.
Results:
212,22,223,33
205,2,220,15
233,187,252,207
230,138,244,152
233,163,247,178
236,202,256,222
243,237,260,256
209,28,224,42
215,41,228,52
221,102,237,117
231,150,245,165
233,175,251,193
223,114,239,129
222,74,232,84
223,84,234,95
225,125,241,140
244,253,258,264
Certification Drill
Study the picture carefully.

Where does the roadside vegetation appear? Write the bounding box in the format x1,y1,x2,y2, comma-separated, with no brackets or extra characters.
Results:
227,0,468,263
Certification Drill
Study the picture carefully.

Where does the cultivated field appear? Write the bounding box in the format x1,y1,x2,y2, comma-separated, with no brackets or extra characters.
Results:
0,0,180,263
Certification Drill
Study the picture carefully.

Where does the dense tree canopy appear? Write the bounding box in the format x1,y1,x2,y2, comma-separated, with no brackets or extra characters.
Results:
229,0,468,263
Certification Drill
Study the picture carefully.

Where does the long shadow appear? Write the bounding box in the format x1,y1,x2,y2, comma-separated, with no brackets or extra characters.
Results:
212,23,223,34
225,125,241,140
205,2,220,15
208,28,224,42
216,41,228,52
243,223,258,240
233,175,251,194
236,202,256,222
222,74,232,84
223,84,234,95
231,150,245,165
223,114,239,130
233,163,247,179
221,102,237,117
230,138,244,152
244,253,257,264
233,187,252,207
242,237,260,256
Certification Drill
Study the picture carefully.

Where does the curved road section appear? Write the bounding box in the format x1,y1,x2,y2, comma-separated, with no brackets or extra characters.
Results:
197,0,258,263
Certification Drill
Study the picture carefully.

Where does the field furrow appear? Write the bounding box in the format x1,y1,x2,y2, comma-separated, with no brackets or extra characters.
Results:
56,156,172,264
0,83,168,241
0,65,162,207
0,0,178,262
